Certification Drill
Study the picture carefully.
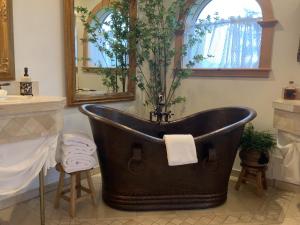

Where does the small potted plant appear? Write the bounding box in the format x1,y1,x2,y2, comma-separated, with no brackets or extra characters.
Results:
239,123,276,167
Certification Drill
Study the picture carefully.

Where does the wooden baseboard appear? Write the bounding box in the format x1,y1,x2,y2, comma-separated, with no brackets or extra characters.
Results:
0,167,100,210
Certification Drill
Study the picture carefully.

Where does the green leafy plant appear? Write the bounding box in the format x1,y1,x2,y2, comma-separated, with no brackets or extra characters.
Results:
240,123,276,153
133,0,210,113
77,0,212,120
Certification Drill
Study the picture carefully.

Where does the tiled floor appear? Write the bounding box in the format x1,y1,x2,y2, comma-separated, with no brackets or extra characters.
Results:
1,175,300,225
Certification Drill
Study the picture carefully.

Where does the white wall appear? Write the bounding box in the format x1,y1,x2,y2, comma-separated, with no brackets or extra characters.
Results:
2,0,300,205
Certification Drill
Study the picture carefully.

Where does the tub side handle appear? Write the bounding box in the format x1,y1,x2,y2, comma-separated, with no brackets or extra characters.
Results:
203,145,219,171
128,144,144,175
208,147,217,162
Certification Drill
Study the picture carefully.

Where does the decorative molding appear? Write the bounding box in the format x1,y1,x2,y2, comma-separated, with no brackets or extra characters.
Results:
0,0,15,80
0,57,9,73
0,0,7,21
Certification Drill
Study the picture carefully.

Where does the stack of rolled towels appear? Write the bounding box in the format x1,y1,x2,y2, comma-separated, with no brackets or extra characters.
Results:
61,132,97,173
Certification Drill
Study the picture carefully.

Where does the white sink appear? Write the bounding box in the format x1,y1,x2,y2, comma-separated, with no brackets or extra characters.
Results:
0,95,66,116
0,95,33,101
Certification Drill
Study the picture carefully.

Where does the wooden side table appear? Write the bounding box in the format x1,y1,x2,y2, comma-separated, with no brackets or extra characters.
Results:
54,163,97,217
235,163,268,196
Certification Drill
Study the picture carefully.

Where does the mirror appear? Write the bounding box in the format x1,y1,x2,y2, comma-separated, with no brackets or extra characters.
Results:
0,0,15,81
64,0,136,106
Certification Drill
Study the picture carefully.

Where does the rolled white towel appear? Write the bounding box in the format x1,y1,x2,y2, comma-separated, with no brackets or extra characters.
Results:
62,144,96,156
62,132,96,149
163,134,198,166
62,153,97,173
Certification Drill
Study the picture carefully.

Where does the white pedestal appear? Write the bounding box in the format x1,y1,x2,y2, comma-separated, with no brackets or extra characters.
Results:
271,99,300,185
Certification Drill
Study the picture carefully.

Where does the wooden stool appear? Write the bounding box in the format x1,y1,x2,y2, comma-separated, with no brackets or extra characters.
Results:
54,163,97,217
235,163,268,196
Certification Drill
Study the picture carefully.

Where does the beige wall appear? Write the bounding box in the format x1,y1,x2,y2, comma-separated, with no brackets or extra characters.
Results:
1,0,300,205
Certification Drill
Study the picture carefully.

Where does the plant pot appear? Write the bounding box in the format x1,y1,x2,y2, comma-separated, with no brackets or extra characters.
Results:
239,149,270,167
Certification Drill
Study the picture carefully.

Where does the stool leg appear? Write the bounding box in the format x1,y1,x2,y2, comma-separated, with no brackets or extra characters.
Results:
54,170,65,209
262,170,268,190
256,171,264,196
86,171,97,206
70,174,77,217
242,169,247,184
76,172,81,198
235,167,246,191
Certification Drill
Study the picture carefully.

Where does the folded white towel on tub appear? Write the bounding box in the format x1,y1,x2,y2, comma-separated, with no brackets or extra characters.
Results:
163,134,198,166
62,144,96,156
62,132,96,150
62,153,97,173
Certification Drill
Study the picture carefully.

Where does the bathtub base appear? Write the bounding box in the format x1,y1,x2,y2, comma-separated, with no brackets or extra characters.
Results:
102,191,227,211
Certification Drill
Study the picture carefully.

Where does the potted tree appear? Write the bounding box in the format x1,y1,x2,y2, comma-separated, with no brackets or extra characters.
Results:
239,123,276,167
76,0,212,123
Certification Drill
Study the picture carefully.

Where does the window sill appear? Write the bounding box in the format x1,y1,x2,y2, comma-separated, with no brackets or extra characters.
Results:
189,68,271,78
81,66,119,73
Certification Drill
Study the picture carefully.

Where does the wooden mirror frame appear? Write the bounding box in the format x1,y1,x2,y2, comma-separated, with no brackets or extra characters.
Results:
0,0,15,81
64,0,136,106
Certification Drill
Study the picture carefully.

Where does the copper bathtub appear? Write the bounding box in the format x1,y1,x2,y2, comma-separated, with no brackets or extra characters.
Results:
80,105,256,211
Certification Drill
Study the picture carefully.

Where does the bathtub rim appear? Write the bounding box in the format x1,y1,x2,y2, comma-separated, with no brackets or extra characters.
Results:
79,104,257,144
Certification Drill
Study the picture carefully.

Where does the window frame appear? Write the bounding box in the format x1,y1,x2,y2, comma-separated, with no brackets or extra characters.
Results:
175,0,277,77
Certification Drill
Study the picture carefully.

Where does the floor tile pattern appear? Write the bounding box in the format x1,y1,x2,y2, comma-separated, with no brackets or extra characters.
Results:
1,175,300,225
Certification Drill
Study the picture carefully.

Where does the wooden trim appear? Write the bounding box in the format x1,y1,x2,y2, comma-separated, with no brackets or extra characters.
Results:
297,39,300,62
64,0,136,106
0,0,15,81
174,0,277,78
64,0,77,106
81,66,127,73
69,93,135,106
257,19,278,27
190,68,271,78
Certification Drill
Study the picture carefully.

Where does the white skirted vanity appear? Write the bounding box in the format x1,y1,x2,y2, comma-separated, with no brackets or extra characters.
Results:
270,99,300,185
0,95,65,225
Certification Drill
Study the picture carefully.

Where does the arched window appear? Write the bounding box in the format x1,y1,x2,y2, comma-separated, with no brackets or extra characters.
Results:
87,11,115,67
82,2,130,69
176,0,277,77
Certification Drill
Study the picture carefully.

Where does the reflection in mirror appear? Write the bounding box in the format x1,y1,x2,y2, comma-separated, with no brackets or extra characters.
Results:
64,0,136,106
0,0,15,81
